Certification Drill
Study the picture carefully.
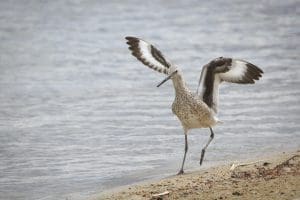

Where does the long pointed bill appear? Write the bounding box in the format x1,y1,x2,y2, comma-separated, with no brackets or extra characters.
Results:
157,70,177,87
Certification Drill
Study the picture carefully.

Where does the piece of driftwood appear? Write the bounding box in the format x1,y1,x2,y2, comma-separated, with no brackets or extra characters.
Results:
231,154,300,179
230,154,300,171
151,191,170,199
230,160,264,171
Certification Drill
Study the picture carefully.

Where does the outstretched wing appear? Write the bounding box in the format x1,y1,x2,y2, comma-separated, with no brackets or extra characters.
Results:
125,36,171,74
197,57,263,113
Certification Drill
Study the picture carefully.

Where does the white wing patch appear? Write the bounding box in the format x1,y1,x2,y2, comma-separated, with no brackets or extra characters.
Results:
212,75,221,113
196,65,208,96
138,40,167,71
218,60,248,83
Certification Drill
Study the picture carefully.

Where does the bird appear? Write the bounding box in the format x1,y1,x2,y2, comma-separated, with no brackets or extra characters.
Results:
125,36,263,175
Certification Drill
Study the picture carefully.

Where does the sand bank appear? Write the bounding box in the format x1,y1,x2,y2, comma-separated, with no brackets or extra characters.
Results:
91,150,300,200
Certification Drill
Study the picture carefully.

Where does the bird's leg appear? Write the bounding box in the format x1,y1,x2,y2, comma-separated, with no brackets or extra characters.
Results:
178,130,188,175
200,127,214,165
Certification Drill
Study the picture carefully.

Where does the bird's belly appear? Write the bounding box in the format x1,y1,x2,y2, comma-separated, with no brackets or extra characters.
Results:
179,114,213,129
183,115,204,128
177,111,217,129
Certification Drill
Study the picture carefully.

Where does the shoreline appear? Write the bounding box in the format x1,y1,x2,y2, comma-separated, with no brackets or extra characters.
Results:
90,150,300,200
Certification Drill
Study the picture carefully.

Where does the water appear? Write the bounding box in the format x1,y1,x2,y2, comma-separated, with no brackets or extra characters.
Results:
0,0,299,199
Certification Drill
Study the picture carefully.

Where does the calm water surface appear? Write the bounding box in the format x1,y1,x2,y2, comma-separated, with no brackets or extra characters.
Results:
0,0,300,199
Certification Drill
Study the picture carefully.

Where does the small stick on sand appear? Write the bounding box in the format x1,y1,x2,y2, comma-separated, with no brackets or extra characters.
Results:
230,160,264,171
151,191,170,199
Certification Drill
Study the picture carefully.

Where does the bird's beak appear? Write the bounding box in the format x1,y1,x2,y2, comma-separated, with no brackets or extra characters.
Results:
157,70,178,87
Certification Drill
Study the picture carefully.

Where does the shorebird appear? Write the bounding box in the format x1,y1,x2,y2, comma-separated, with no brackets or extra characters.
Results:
125,36,263,175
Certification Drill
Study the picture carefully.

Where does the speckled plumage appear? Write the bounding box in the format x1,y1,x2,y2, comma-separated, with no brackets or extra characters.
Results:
125,36,263,174
171,74,217,131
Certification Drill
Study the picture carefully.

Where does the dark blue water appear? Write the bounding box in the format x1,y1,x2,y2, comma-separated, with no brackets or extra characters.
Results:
0,0,299,199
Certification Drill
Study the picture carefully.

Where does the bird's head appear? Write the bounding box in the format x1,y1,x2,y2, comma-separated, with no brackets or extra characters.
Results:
157,66,180,87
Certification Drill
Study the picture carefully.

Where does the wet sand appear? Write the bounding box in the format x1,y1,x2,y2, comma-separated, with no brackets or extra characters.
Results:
91,150,300,200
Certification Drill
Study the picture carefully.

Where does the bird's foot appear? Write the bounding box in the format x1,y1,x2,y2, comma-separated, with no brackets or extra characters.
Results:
177,169,184,175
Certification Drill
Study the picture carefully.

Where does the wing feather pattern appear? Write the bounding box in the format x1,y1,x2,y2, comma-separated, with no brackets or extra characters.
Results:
125,36,170,74
197,57,263,113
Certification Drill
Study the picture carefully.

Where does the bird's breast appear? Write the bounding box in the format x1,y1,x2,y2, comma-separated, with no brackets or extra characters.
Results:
172,95,216,129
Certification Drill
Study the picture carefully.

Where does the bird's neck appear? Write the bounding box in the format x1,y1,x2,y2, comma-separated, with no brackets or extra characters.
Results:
171,73,190,95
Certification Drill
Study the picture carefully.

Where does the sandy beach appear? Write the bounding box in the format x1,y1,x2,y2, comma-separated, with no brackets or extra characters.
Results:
91,150,300,200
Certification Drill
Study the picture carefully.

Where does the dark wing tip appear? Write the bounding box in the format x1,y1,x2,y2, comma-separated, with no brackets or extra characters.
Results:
245,62,264,82
125,36,139,46
125,37,139,52
125,36,137,40
246,62,264,73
